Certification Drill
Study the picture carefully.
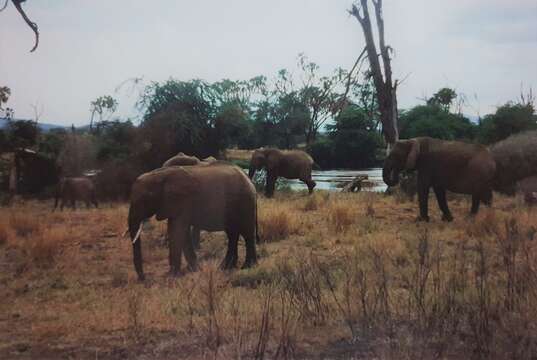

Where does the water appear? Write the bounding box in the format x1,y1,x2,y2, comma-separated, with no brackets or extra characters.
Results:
282,168,387,192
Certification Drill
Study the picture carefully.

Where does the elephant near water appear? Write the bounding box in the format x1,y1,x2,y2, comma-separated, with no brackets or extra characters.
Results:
383,137,496,221
128,164,258,281
248,148,316,197
53,177,98,211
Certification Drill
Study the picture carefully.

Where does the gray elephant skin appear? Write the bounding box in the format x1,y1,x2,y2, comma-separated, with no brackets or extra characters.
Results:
161,152,219,249
128,164,258,281
383,137,496,221
490,130,537,194
54,177,98,210
248,148,316,197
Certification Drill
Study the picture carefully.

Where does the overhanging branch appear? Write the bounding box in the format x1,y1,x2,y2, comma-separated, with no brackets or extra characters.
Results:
11,0,39,52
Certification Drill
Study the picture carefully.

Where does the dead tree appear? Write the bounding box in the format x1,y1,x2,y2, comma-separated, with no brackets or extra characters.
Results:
350,0,399,148
1,0,39,52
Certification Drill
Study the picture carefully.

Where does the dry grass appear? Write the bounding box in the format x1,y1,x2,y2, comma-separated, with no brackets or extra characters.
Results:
258,200,300,242
328,201,354,233
9,212,40,237
0,193,536,359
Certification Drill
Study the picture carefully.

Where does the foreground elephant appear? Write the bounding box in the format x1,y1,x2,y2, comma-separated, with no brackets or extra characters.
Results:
161,153,219,249
248,148,316,197
53,177,98,210
128,164,258,281
383,137,496,221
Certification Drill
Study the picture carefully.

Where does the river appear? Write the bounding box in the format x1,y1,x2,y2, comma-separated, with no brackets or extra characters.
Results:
282,168,387,192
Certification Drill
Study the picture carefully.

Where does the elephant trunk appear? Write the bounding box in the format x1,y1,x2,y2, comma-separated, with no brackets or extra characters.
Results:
383,165,399,187
248,165,256,179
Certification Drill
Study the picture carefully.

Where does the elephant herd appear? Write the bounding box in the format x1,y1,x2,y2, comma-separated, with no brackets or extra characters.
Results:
51,131,537,281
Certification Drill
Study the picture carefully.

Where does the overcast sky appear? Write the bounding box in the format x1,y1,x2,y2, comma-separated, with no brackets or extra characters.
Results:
1,0,536,126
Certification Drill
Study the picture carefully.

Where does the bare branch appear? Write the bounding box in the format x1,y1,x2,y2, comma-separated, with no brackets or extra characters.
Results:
0,0,8,12
12,0,39,52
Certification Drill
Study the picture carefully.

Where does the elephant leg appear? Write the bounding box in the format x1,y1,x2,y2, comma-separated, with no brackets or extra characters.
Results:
471,195,480,215
481,189,493,207
221,229,239,270
433,186,453,222
60,199,64,211
242,230,258,269
265,173,277,198
302,177,316,195
417,173,431,222
168,218,184,276
183,227,198,272
191,226,201,250
132,236,145,281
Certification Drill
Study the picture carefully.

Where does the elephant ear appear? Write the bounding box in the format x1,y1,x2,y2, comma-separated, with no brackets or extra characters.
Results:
405,140,420,170
155,169,200,221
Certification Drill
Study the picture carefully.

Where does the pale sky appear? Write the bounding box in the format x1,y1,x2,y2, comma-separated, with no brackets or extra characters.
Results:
1,0,536,126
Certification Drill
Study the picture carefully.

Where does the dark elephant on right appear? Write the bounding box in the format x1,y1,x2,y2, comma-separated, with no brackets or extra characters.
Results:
53,177,98,211
383,137,496,221
248,148,316,197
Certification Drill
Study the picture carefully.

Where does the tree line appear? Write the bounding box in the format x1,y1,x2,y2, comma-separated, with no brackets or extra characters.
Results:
0,61,535,198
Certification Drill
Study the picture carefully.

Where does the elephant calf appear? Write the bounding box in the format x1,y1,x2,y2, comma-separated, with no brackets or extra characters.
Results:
53,177,98,211
248,148,316,197
128,163,258,281
383,137,496,221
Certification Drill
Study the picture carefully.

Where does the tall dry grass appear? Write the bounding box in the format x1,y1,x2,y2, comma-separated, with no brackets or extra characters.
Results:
1,194,537,359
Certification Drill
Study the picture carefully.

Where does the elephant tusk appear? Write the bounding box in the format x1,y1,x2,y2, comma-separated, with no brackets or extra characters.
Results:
121,228,129,238
132,224,143,244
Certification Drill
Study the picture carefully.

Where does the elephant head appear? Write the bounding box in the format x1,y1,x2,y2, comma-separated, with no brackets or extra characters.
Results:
128,169,199,239
128,168,200,280
249,149,269,179
383,139,420,187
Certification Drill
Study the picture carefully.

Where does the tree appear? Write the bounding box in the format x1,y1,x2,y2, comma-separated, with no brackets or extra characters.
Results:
399,105,476,140
0,0,39,52
478,102,536,144
273,55,362,146
350,0,399,148
89,95,118,132
427,88,457,111
0,86,10,111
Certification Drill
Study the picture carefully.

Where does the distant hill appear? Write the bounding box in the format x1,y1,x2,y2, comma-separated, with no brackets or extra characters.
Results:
0,117,67,132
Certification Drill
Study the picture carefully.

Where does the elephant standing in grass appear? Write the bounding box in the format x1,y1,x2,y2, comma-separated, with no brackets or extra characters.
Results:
161,152,219,249
248,148,316,197
383,137,496,221
128,164,258,281
490,131,537,195
54,177,98,210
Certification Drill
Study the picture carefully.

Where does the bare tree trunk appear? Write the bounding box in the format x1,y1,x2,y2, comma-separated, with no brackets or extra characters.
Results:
350,0,399,149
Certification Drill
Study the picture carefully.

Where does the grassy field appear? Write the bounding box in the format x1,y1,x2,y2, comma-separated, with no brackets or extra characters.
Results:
0,190,536,359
